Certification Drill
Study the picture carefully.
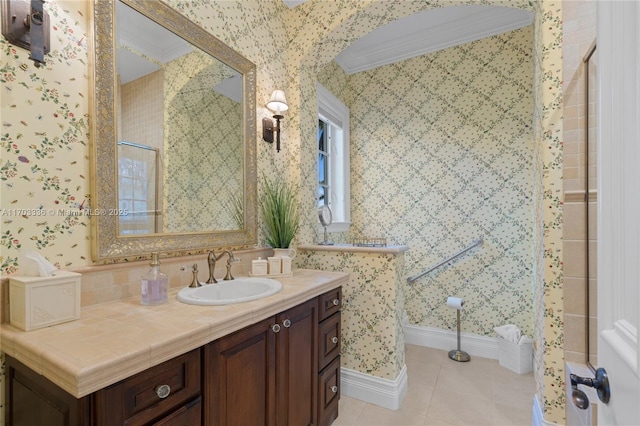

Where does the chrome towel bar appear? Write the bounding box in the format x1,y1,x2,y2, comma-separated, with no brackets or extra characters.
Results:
407,238,483,283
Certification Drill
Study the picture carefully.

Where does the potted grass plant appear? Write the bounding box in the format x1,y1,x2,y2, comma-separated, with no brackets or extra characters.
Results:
260,174,300,256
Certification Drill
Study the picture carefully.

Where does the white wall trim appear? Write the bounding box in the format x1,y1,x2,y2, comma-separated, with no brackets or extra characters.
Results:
404,324,499,359
532,394,559,426
340,365,408,410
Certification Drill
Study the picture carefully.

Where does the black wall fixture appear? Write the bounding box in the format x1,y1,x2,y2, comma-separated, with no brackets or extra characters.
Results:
2,0,50,67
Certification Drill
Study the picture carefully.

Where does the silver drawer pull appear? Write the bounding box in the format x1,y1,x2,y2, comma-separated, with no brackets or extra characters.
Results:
155,384,171,399
272,324,281,333
282,319,291,328
332,299,340,306
331,336,338,344
330,385,338,393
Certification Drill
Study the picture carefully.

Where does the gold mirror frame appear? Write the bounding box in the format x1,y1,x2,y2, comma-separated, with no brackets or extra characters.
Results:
91,0,257,262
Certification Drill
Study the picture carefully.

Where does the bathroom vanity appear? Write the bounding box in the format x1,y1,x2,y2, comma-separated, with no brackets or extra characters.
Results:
1,269,346,426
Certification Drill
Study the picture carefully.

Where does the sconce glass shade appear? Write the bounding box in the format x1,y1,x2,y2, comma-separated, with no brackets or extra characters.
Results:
266,90,288,114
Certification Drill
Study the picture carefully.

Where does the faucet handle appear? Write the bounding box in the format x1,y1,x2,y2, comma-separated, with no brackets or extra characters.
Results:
189,263,202,288
223,255,240,281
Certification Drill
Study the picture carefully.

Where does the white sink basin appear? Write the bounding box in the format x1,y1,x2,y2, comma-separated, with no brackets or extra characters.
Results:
177,277,282,305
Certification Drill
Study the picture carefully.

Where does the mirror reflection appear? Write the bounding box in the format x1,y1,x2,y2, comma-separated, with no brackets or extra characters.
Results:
585,43,597,369
115,1,243,235
91,0,257,261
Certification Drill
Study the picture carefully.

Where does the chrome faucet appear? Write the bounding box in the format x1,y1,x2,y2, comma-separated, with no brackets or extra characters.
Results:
206,250,238,283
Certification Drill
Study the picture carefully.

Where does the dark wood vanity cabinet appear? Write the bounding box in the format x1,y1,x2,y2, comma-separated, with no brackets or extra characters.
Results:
4,349,201,426
204,288,343,426
317,288,342,426
4,356,91,426
93,348,201,425
3,287,341,426
204,297,320,426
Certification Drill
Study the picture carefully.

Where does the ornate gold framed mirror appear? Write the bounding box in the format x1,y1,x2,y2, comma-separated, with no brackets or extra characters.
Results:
91,0,257,261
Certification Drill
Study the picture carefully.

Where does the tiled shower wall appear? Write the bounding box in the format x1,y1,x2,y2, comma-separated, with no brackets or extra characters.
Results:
562,1,597,365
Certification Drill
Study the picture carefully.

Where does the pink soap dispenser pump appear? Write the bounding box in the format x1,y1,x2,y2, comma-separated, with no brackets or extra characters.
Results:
141,252,168,305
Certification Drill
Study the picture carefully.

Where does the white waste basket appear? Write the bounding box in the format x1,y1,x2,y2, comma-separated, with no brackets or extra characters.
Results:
497,337,533,374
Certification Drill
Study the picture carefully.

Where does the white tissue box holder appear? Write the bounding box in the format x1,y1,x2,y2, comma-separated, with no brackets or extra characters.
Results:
497,337,533,374
9,270,81,331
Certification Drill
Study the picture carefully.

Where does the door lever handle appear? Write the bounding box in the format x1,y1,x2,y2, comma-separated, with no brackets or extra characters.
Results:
570,367,610,410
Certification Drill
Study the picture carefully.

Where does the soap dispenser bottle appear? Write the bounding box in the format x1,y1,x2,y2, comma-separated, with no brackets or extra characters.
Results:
141,252,168,305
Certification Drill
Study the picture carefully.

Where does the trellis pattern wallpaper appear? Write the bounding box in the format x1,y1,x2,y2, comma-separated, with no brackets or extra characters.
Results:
298,249,406,380
349,27,535,339
0,0,565,423
163,50,243,232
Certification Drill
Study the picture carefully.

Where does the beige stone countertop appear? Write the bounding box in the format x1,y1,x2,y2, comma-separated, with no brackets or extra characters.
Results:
0,269,347,398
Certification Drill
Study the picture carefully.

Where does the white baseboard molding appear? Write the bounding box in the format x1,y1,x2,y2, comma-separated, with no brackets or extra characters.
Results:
404,324,499,360
532,394,559,426
340,365,408,410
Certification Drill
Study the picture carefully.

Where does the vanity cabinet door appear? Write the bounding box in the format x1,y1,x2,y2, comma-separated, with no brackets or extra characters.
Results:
318,356,341,426
203,296,322,426
276,298,318,426
4,356,91,426
318,311,341,371
204,316,277,426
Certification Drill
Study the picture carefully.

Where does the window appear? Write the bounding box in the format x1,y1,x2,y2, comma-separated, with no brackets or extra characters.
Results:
317,82,350,232
117,142,159,234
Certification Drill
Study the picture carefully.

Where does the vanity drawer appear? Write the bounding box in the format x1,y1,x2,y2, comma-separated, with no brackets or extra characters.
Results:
152,397,201,426
319,311,341,371
94,348,201,426
319,287,342,321
318,356,340,426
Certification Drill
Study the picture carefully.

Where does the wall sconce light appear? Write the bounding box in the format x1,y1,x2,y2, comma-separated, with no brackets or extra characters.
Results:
1,0,50,68
262,90,288,152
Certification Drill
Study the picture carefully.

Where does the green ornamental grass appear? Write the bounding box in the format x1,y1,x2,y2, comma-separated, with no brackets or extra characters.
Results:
260,174,300,249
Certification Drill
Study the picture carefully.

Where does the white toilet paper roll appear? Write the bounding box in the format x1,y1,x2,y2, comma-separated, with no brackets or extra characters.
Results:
446,296,464,310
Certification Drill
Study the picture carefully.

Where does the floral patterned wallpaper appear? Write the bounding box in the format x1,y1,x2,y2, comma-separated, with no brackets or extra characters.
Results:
298,249,406,380
532,2,565,423
0,0,565,422
1,1,90,274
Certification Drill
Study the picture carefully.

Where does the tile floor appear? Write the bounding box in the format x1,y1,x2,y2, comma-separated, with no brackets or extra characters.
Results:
335,344,535,426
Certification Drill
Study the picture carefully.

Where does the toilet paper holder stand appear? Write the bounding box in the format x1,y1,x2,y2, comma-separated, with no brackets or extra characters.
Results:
448,304,470,362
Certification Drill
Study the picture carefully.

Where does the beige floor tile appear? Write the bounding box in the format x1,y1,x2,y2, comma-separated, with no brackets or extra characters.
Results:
353,403,427,426
491,372,535,410
433,367,496,401
406,345,447,368
336,345,534,426
334,396,367,426
492,402,533,426
424,416,457,425
407,362,442,389
427,387,495,425
401,383,435,415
